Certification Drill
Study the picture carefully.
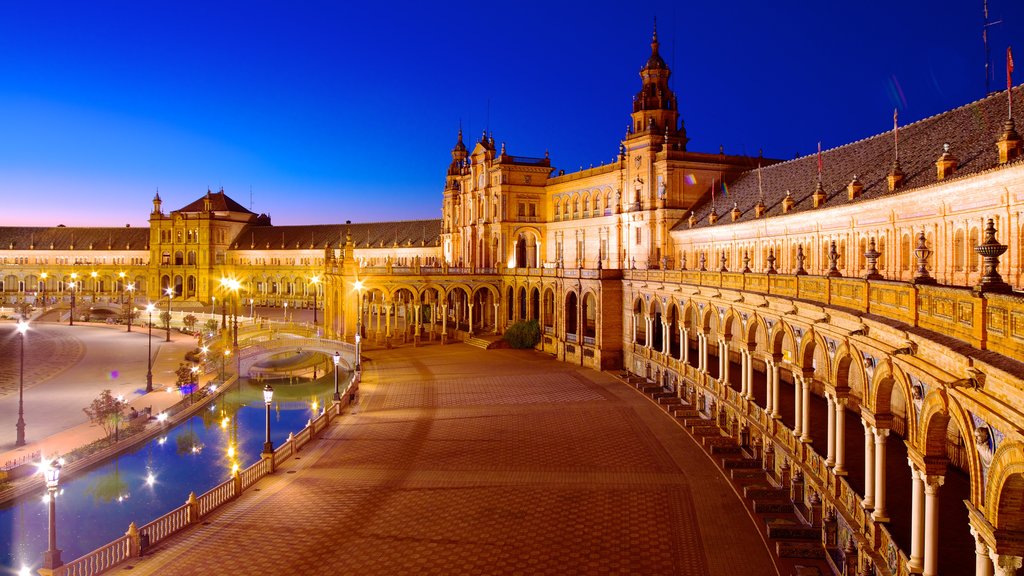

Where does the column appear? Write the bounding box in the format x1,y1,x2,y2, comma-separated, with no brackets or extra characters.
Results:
680,327,688,363
385,301,392,338
493,302,499,334
662,321,670,355
631,314,637,344
909,464,925,572
645,317,653,348
698,334,707,372
872,428,889,521
441,303,448,342
721,340,730,385
990,553,1023,576
765,361,774,414
793,374,803,436
971,526,993,576
739,350,748,397
750,351,757,399
834,398,847,474
923,475,944,576
826,393,836,466
800,376,812,442
468,303,474,336
862,419,875,509
771,362,781,418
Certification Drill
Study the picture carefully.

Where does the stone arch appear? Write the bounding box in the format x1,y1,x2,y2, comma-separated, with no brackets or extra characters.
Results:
915,389,950,457
748,314,770,356
832,341,868,398
985,442,1024,536
768,319,795,361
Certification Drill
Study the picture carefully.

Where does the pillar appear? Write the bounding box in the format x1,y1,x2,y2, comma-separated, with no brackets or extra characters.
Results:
385,301,392,338
970,526,993,576
826,393,836,466
468,303,474,336
834,398,847,474
631,314,637,344
721,340,730,386
872,428,889,522
862,419,875,509
793,374,803,437
493,302,499,335
923,475,944,576
739,350,748,397
680,327,688,363
441,303,448,344
990,553,1024,576
662,321,670,355
800,376,812,442
909,464,925,572
765,361,775,414
771,362,781,418
752,351,759,399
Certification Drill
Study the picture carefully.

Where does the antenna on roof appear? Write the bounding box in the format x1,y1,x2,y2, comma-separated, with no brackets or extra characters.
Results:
984,0,1004,96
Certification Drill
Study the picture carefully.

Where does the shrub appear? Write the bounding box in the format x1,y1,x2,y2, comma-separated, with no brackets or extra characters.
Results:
504,319,541,349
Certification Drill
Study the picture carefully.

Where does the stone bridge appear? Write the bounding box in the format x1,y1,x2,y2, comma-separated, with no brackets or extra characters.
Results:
238,336,357,376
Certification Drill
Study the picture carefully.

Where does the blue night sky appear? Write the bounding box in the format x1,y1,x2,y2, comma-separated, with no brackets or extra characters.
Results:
1,1,1022,227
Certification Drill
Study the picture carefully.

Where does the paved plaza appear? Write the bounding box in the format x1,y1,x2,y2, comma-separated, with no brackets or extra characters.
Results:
0,322,197,464
123,344,777,575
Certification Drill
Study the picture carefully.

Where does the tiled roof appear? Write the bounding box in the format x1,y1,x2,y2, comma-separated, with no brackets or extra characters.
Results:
176,190,255,214
675,86,1024,231
0,227,149,250
231,219,442,250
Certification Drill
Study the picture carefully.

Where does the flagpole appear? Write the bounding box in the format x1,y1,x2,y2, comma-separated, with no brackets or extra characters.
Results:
1008,46,1015,120
894,109,899,161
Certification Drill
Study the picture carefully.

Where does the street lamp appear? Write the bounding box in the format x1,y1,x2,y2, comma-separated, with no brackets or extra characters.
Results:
68,273,78,326
164,287,174,342
310,276,320,326
221,349,230,381
15,320,28,446
114,394,125,442
90,271,98,303
145,303,155,392
262,383,274,455
332,351,341,402
41,458,64,570
125,283,135,332
249,298,254,319
118,271,126,306
190,365,199,404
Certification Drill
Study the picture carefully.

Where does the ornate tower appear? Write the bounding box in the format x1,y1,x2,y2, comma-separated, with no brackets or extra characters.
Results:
629,21,686,147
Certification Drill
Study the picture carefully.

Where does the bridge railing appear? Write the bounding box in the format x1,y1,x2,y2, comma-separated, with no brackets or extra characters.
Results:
51,392,353,576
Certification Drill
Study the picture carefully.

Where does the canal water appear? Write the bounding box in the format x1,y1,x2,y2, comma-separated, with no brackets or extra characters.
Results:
1,372,351,573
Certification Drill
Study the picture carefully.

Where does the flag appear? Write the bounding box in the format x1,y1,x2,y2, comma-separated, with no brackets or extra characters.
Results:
1009,46,1015,92
893,108,899,158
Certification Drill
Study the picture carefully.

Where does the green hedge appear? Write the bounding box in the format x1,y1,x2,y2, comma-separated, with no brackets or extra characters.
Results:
504,319,541,349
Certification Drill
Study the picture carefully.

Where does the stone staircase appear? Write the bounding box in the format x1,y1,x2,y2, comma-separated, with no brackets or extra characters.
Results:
616,371,832,576
464,334,506,350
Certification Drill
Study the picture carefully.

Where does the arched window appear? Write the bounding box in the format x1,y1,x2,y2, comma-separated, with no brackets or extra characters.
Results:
565,292,578,339
968,227,980,272
174,251,183,265
954,230,965,272
187,251,196,265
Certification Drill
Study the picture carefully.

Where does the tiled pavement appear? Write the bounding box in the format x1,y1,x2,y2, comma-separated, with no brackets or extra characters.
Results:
123,345,777,575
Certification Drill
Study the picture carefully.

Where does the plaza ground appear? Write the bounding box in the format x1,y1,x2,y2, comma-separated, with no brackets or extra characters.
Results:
120,343,777,576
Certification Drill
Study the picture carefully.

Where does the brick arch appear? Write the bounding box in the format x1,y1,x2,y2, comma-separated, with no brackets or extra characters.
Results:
768,319,795,361
699,304,715,334
647,296,663,317
915,389,950,458
721,308,742,342
747,314,770,356
831,341,868,397
796,329,829,376
472,283,500,299
681,300,698,328
386,283,422,300
985,442,1024,539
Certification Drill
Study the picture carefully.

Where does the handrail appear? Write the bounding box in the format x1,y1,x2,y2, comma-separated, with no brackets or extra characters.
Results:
53,536,131,576
139,504,190,547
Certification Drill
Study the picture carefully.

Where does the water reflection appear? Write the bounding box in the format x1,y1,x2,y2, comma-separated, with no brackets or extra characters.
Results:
1,371,351,572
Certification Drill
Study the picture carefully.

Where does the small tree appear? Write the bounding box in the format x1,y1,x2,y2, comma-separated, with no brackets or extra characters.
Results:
503,319,541,349
160,311,171,331
183,314,198,333
204,319,219,334
83,390,125,439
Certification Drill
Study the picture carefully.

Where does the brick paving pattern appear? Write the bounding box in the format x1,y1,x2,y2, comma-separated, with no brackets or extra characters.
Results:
124,345,777,575
0,325,83,397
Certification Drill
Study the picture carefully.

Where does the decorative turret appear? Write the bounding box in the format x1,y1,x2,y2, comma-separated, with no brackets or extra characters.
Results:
754,199,766,218
935,143,958,180
448,128,468,176
887,159,905,191
629,21,687,149
847,175,863,200
152,191,162,215
996,118,1023,164
781,190,794,213
203,190,213,212
812,181,826,208
730,202,741,221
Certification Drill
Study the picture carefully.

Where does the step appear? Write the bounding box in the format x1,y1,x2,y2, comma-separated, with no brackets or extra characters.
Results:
730,468,767,482
690,425,722,437
722,458,761,470
744,485,788,500
672,408,700,418
708,443,742,455
657,396,682,406
766,519,821,541
640,385,662,394
754,500,795,514
775,540,826,559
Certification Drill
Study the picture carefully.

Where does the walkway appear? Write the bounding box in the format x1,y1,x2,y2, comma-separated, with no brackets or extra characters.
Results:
122,344,776,575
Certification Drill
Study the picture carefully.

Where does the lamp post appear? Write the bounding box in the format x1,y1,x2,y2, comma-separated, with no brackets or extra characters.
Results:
41,458,64,570
164,287,174,342
332,351,341,402
145,303,155,392
310,276,320,326
90,271,97,301
125,283,135,332
211,296,216,317
15,320,28,447
40,272,47,307
68,273,77,326
249,298,254,319
262,383,274,455
118,271,126,306
114,394,124,442
190,365,199,404
221,349,230,382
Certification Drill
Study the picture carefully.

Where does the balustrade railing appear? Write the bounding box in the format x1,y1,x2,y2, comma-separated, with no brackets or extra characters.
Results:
50,399,348,576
